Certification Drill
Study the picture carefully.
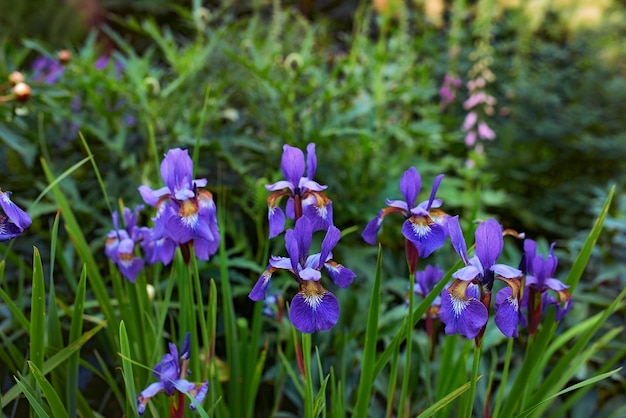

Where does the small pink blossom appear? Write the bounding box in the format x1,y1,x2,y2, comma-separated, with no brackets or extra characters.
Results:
462,112,478,131
478,122,496,140
465,131,477,146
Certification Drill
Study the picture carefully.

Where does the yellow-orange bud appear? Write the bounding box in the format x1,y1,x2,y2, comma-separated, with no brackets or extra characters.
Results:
13,82,31,102
58,49,72,64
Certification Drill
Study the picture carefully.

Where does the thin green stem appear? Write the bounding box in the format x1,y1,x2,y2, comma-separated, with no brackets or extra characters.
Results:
492,338,514,418
302,332,314,418
466,344,482,417
398,272,416,416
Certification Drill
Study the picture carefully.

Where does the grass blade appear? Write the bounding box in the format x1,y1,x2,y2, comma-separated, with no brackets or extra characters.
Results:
119,320,139,417
353,245,383,417
30,247,46,380
28,361,69,418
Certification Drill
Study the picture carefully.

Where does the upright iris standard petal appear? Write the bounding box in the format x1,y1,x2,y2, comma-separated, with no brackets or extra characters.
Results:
447,216,469,264
474,219,503,270
280,145,306,188
289,281,340,333
306,143,317,180
362,210,384,245
318,226,341,267
399,167,422,209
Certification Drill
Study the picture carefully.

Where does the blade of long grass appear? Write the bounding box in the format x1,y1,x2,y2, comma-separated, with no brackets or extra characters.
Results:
28,362,69,418
1,321,106,405
415,376,481,418
398,270,416,416
66,265,87,418
78,133,114,216
302,332,314,418
41,158,117,343
517,368,622,418
30,247,46,385
0,287,30,331
14,375,51,418
565,185,614,292
353,245,383,417
119,321,139,417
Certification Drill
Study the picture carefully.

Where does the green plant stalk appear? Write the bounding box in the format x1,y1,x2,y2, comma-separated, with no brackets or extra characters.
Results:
398,271,416,416
218,208,240,418
30,247,45,397
190,247,210,383
353,245,383,417
119,321,139,416
302,332,314,418
492,337,514,418
385,346,400,418
465,344,482,417
66,266,87,418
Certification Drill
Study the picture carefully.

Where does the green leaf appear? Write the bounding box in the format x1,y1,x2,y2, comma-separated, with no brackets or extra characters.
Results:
13,375,51,418
30,247,46,377
1,321,105,405
565,185,614,292
28,362,69,418
119,321,139,417
353,245,383,417
67,265,87,418
415,377,480,418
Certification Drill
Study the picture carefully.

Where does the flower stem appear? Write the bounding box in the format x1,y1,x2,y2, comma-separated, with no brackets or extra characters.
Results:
466,344,482,417
492,338,514,418
398,271,416,416
302,332,314,418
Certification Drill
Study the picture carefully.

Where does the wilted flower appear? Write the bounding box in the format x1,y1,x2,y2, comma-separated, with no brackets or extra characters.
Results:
266,144,333,238
249,217,355,333
0,189,32,241
362,167,449,264
137,333,208,415
439,217,522,341
139,148,219,262
105,205,144,283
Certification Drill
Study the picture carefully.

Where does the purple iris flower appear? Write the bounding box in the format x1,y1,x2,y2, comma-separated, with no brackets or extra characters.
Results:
0,189,32,241
410,265,445,318
362,167,448,258
31,56,65,84
520,239,572,334
139,148,219,261
137,332,208,415
266,144,333,238
439,216,522,340
249,217,355,333
105,205,144,283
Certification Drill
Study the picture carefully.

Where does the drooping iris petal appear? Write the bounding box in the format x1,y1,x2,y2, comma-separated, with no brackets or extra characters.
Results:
302,195,333,231
474,219,503,270
399,167,422,209
362,210,383,245
0,218,26,242
268,206,286,238
402,218,447,258
324,261,356,288
439,290,488,340
281,145,305,188
189,382,209,410
249,270,273,301
0,190,32,230
494,287,519,337
289,282,340,333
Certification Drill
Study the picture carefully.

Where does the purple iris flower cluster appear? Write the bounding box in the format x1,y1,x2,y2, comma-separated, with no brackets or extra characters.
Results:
249,144,355,334
0,189,32,241
362,168,572,343
520,239,572,335
105,205,145,283
362,167,449,273
137,333,208,415
440,216,523,340
105,148,219,281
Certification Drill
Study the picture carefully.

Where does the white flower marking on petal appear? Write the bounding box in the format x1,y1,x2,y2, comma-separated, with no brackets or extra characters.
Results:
451,295,470,317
